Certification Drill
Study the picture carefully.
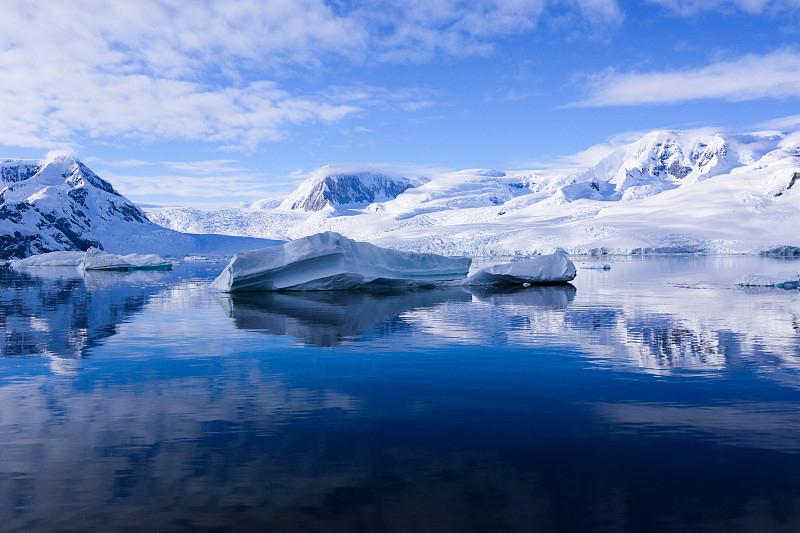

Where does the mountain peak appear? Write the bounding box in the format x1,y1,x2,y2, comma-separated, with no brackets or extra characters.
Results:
43,149,79,164
281,166,420,212
0,156,148,258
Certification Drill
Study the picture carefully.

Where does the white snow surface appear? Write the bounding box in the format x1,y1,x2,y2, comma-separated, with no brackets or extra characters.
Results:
147,128,800,256
210,231,472,292
80,247,172,271
464,250,576,286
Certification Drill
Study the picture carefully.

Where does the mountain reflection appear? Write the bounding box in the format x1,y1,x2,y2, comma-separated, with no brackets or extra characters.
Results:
0,268,168,365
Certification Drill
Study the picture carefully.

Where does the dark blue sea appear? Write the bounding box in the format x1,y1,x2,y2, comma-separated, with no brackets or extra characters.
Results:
1,256,799,532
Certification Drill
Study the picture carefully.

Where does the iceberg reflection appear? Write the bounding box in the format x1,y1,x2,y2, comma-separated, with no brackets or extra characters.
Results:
217,289,472,347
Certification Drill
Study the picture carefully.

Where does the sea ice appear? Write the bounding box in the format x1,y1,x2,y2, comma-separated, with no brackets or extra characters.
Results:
464,250,576,286
80,247,172,271
210,231,472,292
737,273,800,290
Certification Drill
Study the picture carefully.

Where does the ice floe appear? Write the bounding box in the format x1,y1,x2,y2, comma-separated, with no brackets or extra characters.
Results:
581,264,612,271
737,273,800,290
463,250,576,287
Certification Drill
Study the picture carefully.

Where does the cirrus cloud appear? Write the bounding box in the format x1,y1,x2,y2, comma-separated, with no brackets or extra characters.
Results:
568,49,800,107
648,0,800,16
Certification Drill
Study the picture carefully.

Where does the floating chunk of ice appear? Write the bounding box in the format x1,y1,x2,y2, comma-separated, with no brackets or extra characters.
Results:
210,232,472,292
80,247,172,271
582,264,611,271
9,251,87,268
737,273,800,290
464,250,577,286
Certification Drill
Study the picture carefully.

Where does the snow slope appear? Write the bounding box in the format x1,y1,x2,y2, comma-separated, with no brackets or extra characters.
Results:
147,128,800,256
0,153,278,259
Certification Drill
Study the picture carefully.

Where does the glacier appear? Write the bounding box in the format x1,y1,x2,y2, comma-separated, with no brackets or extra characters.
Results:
464,250,577,286
210,232,472,292
147,128,800,257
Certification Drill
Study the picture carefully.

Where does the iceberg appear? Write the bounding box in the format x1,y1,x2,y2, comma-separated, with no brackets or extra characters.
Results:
737,273,800,290
9,251,87,268
581,264,611,271
464,250,576,286
210,232,472,292
8,248,172,272
80,247,172,271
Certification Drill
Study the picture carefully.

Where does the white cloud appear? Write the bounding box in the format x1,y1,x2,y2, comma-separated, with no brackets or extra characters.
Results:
523,129,647,169
759,114,800,130
648,0,800,15
82,158,155,168
104,171,274,204
164,160,247,174
0,73,360,148
569,49,800,107
400,100,437,112
0,0,622,149
362,0,623,62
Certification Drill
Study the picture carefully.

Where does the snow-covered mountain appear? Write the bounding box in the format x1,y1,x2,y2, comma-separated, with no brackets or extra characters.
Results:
561,130,731,202
0,153,276,259
147,128,800,256
281,166,421,212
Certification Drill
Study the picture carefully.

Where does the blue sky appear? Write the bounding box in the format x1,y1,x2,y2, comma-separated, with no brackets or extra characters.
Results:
1,0,799,206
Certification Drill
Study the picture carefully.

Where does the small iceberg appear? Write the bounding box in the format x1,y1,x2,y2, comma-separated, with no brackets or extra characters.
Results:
9,251,87,268
210,232,472,292
737,273,800,290
9,248,172,271
463,250,576,287
581,264,611,271
80,247,172,271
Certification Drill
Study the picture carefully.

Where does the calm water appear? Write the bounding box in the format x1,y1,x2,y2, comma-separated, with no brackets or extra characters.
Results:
1,256,800,532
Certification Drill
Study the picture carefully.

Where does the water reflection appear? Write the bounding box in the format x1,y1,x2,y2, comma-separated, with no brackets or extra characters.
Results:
1,259,800,530
217,288,471,347
0,268,168,366
2,261,799,382
594,401,800,453
466,284,577,310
